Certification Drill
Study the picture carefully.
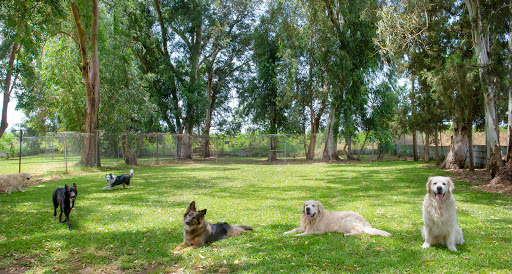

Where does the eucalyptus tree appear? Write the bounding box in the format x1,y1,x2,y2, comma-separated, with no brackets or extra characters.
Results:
239,0,289,161
463,0,504,174
200,0,256,158
273,0,330,160
18,36,85,133
99,1,160,165
317,0,383,161
127,0,257,159
377,0,463,164
425,5,483,170
0,0,64,138
64,0,102,167
508,0,512,163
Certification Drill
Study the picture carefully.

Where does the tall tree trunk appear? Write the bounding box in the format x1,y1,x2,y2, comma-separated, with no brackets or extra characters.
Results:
507,0,512,163
203,62,216,159
464,0,503,174
468,126,475,171
123,132,137,165
441,122,469,169
306,100,326,160
345,134,357,160
424,130,430,163
269,135,278,161
323,108,340,161
0,41,19,139
71,1,101,167
410,76,419,161
435,127,440,166
357,131,371,159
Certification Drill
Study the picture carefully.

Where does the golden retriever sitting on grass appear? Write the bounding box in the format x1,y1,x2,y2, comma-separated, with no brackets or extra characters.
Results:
0,172,32,194
422,176,464,252
284,200,391,237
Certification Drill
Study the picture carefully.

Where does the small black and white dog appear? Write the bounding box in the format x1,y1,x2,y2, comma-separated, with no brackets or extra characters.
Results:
52,183,78,231
103,169,134,190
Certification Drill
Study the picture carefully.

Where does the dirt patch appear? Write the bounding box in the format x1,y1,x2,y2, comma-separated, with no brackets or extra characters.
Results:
447,165,512,197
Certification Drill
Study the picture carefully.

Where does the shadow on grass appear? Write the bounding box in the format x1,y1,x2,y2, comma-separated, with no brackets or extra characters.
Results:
1,161,512,272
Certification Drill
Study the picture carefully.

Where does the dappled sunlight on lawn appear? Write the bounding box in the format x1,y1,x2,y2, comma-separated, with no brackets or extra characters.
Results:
1,161,512,272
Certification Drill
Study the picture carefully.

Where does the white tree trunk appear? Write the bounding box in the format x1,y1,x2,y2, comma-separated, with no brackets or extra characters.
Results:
464,0,503,170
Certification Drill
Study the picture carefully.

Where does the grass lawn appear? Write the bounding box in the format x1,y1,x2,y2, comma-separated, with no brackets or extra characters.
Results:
1,161,511,273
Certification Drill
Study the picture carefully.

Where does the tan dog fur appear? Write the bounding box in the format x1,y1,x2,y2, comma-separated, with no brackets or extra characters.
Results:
0,172,32,194
422,176,464,252
284,200,390,237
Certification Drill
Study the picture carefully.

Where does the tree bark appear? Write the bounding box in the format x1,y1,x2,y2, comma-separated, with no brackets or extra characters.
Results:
435,127,440,166
323,107,340,161
344,134,357,160
123,132,137,165
203,59,216,159
507,0,512,163
441,122,469,169
464,0,503,173
71,1,101,167
269,135,278,161
424,130,430,163
410,76,419,161
0,41,19,138
306,100,326,160
468,126,475,171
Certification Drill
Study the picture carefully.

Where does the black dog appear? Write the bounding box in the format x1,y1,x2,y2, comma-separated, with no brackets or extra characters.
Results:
103,169,134,190
52,183,77,231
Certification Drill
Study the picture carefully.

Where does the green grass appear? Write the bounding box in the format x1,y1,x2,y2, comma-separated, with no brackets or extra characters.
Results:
1,161,511,273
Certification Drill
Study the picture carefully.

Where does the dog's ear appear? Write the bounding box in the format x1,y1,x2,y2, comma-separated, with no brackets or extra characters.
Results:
426,177,433,193
316,201,324,215
65,184,69,191
302,201,306,214
447,177,455,193
199,209,207,216
188,201,196,211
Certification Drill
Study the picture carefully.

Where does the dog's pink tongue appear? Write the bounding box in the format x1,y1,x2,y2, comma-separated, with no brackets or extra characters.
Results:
306,214,312,219
436,194,444,200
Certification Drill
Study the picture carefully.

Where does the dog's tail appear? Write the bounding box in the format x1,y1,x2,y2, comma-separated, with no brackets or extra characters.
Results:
228,225,253,237
364,227,391,237
129,169,134,177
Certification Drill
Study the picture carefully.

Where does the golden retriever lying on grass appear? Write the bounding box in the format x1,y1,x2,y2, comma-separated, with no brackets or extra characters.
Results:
422,176,464,252
284,200,390,237
0,172,32,194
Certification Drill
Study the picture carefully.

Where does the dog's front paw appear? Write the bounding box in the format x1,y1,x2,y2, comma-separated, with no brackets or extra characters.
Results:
448,245,458,252
421,242,430,249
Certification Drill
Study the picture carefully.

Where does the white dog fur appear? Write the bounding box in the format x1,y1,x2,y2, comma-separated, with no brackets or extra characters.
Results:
0,172,32,194
422,176,464,251
284,200,390,237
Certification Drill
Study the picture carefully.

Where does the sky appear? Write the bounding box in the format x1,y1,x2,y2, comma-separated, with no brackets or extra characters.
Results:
2,96,25,133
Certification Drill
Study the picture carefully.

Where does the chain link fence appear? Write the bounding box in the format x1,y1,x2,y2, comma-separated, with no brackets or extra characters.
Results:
1,130,506,177
1,131,372,176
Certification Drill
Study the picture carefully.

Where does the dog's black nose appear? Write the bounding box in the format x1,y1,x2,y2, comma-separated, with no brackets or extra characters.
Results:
305,207,311,214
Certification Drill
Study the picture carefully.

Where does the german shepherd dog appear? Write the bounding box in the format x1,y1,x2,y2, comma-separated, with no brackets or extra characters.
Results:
172,201,253,254
52,183,78,231
103,169,134,190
